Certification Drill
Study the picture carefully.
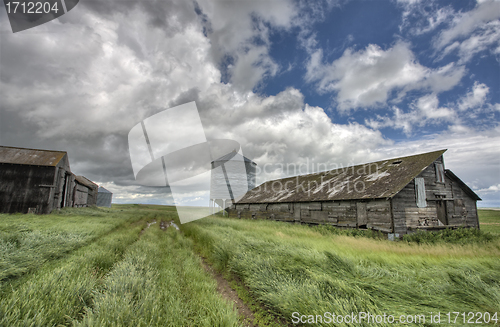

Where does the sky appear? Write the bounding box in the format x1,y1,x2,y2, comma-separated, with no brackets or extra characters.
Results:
0,0,499,207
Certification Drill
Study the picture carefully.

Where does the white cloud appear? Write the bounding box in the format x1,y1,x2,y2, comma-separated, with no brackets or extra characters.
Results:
306,42,465,111
435,0,500,48
458,81,489,111
196,0,297,91
476,184,500,193
435,0,500,63
366,93,457,135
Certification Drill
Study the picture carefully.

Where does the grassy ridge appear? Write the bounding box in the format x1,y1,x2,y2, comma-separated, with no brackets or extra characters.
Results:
75,225,240,327
182,213,500,326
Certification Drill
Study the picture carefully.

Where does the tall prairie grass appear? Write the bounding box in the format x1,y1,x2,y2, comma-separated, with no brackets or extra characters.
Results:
182,215,500,326
74,226,240,327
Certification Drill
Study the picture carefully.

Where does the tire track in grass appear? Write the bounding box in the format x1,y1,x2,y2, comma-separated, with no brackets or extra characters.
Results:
199,255,257,327
74,223,241,327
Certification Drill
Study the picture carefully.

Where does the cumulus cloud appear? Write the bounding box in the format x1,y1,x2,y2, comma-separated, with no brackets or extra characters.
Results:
458,81,489,111
305,42,465,111
195,0,297,91
0,0,391,205
366,93,457,135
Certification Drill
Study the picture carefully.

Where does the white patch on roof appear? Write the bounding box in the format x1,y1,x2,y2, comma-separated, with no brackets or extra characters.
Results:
365,171,390,182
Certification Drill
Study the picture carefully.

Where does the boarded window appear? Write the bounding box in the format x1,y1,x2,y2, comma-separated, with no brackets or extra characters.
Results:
415,177,427,208
435,163,445,183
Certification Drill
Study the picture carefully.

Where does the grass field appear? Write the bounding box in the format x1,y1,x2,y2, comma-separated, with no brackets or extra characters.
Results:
479,209,500,235
0,206,498,326
182,209,500,326
0,205,240,326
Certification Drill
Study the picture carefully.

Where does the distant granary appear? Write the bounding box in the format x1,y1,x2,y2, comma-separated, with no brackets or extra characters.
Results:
97,186,113,208
0,146,98,214
210,150,257,214
229,150,481,234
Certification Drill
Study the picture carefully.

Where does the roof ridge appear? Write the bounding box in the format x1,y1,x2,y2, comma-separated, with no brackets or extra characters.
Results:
0,145,67,154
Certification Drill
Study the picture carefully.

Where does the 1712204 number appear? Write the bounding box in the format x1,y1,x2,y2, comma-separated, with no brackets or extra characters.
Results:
5,2,59,14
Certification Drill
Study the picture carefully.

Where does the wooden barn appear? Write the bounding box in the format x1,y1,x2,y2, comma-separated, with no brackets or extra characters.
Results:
228,150,481,235
0,146,98,214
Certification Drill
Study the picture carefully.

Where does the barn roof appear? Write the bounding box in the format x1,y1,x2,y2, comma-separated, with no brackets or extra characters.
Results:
0,145,66,167
238,149,447,204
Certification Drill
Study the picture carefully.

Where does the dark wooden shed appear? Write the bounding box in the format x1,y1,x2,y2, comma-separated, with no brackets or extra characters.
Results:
73,175,98,207
0,146,75,214
228,150,481,234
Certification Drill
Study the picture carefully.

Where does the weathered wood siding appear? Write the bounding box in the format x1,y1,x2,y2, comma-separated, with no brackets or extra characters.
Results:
229,198,392,232
0,164,56,214
391,155,478,233
447,175,479,228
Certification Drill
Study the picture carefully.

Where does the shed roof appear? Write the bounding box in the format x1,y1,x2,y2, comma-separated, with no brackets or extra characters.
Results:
98,186,112,194
74,175,98,189
0,145,66,167
238,149,447,204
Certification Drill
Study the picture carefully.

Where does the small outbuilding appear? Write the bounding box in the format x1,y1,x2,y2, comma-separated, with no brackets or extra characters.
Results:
96,187,113,208
73,175,98,207
0,146,75,214
229,150,481,234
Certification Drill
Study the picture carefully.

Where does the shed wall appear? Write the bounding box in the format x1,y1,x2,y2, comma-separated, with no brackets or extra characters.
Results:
0,163,56,214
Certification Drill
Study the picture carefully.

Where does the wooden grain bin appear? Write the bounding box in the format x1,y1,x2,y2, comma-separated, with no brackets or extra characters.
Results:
210,150,256,213
0,146,75,214
228,150,481,234
96,186,113,208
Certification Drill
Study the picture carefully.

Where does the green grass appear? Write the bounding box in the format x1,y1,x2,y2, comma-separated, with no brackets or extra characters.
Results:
182,216,500,326
74,225,240,327
0,205,242,327
0,213,147,326
2,205,499,326
479,209,500,235
0,206,144,285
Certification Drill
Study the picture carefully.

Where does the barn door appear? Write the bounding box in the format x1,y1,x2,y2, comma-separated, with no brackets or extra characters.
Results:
356,202,367,228
436,200,447,225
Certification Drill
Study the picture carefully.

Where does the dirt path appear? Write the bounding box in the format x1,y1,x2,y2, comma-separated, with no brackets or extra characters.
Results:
159,220,256,327
199,257,257,327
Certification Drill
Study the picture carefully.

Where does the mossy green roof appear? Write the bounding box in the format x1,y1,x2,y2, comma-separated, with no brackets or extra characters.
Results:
238,149,447,203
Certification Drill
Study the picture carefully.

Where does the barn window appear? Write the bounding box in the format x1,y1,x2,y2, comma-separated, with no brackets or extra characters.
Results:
415,177,427,208
435,163,445,183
